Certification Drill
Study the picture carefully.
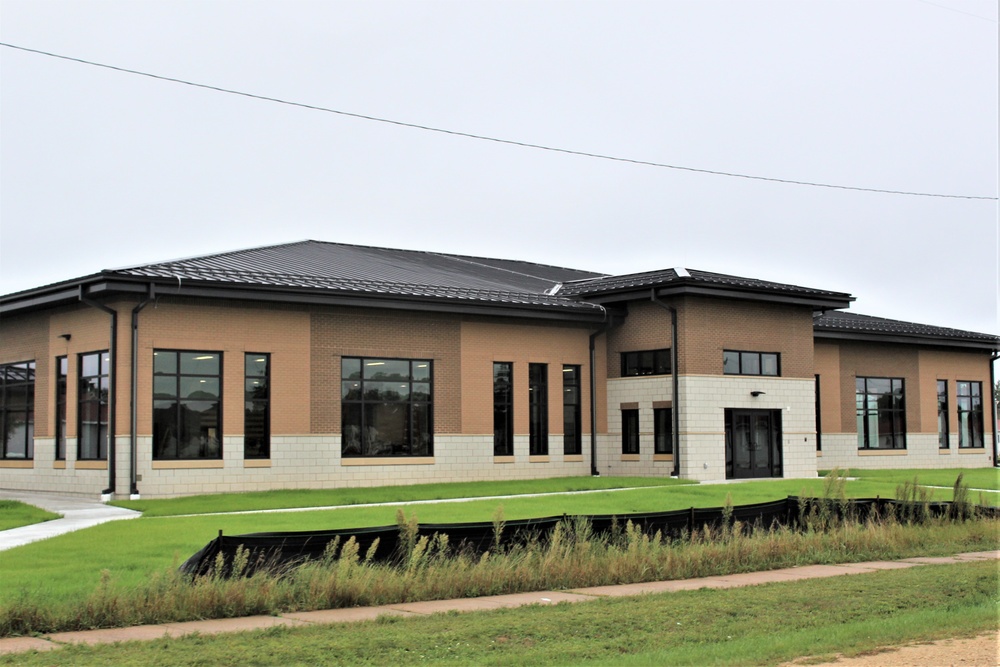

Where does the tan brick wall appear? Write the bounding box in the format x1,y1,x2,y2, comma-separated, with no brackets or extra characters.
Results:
677,296,815,378
606,297,815,380
812,339,993,470
310,307,462,435
915,347,994,435
136,298,312,437
825,340,921,434
0,309,52,436
459,318,594,437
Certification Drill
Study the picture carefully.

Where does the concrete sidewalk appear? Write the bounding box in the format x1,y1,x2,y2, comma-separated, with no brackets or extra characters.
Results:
1,550,995,656
0,491,140,551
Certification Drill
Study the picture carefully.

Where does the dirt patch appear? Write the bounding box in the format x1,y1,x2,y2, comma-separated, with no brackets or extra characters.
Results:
782,631,998,666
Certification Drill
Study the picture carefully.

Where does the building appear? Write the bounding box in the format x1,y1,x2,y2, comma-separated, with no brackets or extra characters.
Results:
1,240,996,498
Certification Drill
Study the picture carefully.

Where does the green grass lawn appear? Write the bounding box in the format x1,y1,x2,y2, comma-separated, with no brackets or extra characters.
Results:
110,476,696,517
0,500,60,532
0,471,993,609
833,467,999,491
2,560,994,666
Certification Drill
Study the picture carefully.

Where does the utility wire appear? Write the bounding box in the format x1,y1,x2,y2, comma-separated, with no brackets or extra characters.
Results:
1,41,996,201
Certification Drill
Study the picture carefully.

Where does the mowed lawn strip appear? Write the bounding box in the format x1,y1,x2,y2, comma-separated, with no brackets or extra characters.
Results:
2,561,995,667
0,474,993,608
836,468,1000,491
110,476,695,517
0,501,60,532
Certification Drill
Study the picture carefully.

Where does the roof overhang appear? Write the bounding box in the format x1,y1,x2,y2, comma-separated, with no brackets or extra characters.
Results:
814,328,1000,352
1,275,608,324
580,283,854,310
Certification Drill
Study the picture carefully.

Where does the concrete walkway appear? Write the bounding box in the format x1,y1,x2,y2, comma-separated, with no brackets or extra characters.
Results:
0,550,995,656
0,491,140,551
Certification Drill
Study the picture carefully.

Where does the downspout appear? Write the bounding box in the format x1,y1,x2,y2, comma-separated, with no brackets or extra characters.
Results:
588,305,611,477
80,288,118,497
129,286,154,496
991,353,998,467
650,291,680,477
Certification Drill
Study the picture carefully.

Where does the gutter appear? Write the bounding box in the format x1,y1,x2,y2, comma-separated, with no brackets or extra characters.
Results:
129,286,154,497
650,290,680,477
992,353,998,467
588,306,616,477
79,288,118,498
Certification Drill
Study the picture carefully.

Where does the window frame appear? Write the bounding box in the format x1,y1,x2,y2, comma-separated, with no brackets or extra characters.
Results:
563,364,582,456
723,350,780,377
855,376,906,450
55,356,67,460
621,408,640,454
244,353,271,460
152,350,223,461
77,350,110,461
620,349,672,377
1,360,35,460
957,381,984,449
341,357,433,458
528,363,548,456
937,380,949,449
493,362,513,457
653,407,672,455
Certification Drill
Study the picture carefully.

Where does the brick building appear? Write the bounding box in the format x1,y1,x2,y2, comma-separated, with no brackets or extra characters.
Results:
1,241,996,498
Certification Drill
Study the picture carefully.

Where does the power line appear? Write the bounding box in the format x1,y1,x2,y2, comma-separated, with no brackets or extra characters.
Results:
1,41,996,202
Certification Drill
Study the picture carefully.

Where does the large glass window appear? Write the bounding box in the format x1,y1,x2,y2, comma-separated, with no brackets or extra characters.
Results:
937,380,949,449
563,365,581,456
493,362,513,456
654,407,672,455
1,361,35,460
55,357,67,460
856,377,905,450
245,353,270,459
957,381,983,449
723,350,779,376
622,409,640,454
621,349,671,377
341,358,432,457
153,351,222,460
78,351,109,460
528,363,548,455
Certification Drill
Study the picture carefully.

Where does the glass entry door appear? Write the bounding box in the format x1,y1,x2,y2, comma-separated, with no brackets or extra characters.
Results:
725,409,782,479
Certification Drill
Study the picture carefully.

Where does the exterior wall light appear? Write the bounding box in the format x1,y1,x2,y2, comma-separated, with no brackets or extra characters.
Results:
750,390,766,397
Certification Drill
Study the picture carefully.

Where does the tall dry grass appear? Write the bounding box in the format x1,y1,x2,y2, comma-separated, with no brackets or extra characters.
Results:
3,476,997,637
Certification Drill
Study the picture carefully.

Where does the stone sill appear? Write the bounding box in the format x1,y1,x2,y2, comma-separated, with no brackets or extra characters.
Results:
341,457,434,466
152,460,225,469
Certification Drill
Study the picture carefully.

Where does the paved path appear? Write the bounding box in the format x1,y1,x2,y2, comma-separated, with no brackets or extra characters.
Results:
0,550,995,656
0,491,140,551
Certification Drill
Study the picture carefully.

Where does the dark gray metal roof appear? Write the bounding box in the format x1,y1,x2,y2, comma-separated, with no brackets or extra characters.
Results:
113,240,603,294
561,267,853,306
814,311,999,350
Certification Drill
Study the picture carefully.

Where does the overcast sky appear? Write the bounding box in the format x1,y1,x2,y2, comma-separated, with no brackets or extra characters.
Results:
1,0,997,336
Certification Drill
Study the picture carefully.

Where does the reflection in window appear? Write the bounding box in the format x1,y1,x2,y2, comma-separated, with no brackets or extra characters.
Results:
856,377,905,450
153,351,222,460
957,381,983,449
493,362,513,456
654,407,672,455
622,409,639,454
563,365,581,455
621,350,671,377
528,364,548,455
245,353,270,459
78,351,109,460
1,361,35,460
56,357,67,460
937,380,949,449
341,357,432,457
723,351,779,376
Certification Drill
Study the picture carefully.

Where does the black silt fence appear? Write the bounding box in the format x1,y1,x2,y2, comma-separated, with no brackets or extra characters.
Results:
178,496,999,578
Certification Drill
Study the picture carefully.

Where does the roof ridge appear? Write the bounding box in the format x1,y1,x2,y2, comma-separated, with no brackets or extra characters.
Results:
107,240,313,273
